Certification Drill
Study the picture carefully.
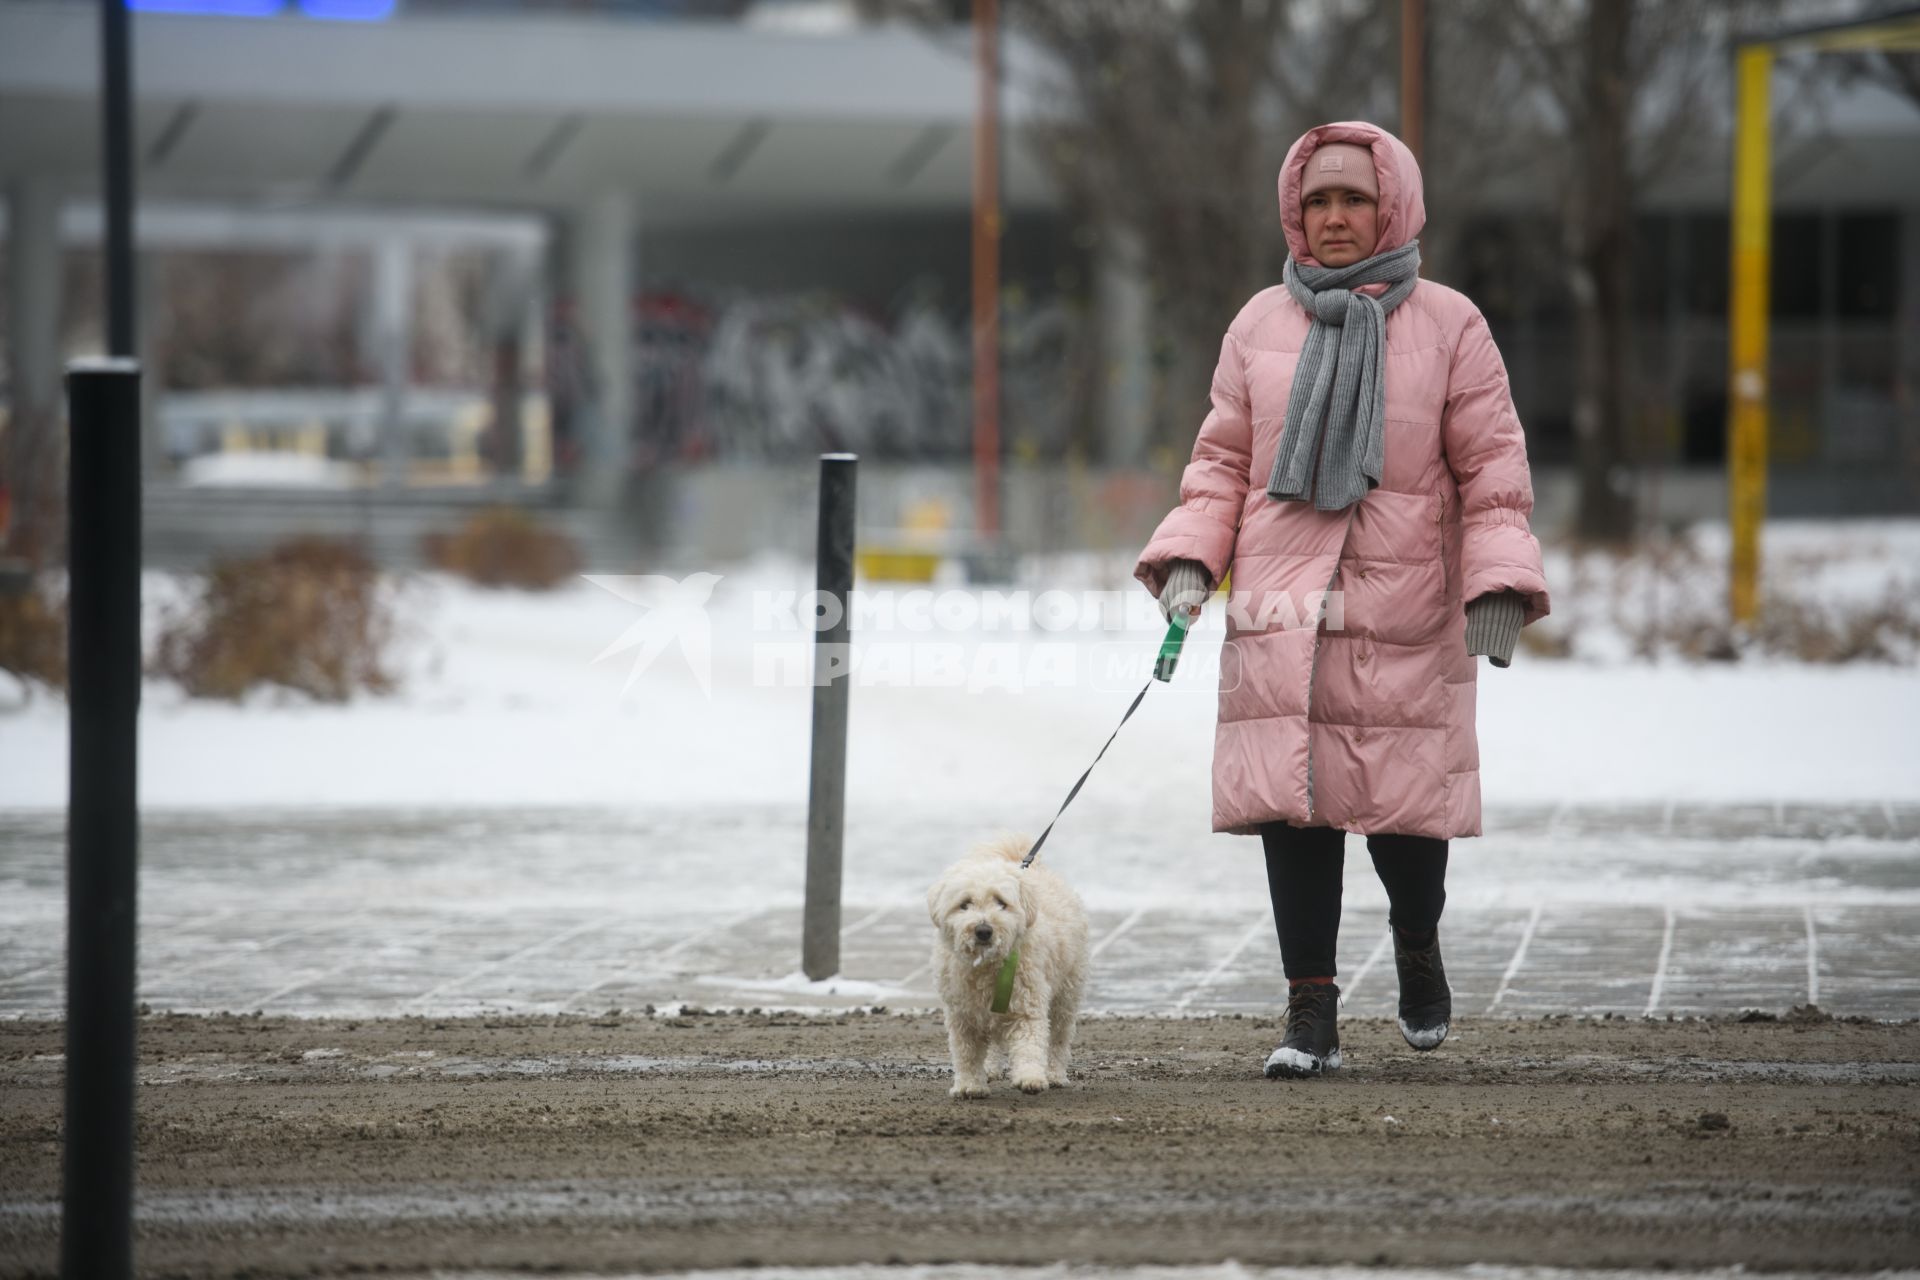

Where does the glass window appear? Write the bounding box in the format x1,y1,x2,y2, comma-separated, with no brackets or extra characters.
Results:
1836,213,1899,319
1684,216,1729,318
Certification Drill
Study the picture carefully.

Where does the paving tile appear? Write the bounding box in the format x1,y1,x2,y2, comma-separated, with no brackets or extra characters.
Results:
2,804,1916,1021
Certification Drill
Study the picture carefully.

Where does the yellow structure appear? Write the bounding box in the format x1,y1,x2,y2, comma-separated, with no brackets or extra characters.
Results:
1728,43,1771,627
1728,9,1920,624
856,496,952,583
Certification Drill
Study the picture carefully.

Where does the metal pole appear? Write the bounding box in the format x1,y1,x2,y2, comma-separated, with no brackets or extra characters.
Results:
1728,43,1772,626
803,453,857,981
376,239,412,490
1400,0,1425,170
971,0,1001,544
63,358,143,1280
102,0,136,357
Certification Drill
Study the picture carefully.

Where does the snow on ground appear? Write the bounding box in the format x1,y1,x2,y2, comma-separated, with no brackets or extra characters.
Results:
176,450,356,489
3,519,1913,1023
0,518,1915,814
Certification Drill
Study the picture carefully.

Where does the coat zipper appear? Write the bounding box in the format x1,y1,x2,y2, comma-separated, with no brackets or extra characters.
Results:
1303,507,1359,822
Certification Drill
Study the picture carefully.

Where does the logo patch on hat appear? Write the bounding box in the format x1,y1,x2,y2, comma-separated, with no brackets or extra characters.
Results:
1318,154,1345,172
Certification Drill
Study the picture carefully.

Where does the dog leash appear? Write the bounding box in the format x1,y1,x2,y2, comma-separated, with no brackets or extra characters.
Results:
1017,610,1195,872
996,612,1194,1015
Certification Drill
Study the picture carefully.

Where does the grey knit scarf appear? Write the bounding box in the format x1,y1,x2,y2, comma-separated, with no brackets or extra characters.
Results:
1265,240,1422,511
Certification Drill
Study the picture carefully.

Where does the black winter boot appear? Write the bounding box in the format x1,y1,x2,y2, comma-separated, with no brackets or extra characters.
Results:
1391,925,1452,1050
1264,981,1342,1078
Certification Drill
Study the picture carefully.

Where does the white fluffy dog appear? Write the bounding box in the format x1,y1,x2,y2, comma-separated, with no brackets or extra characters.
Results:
926,833,1089,1098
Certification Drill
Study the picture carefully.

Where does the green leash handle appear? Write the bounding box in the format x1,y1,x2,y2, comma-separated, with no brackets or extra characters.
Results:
1154,610,1194,682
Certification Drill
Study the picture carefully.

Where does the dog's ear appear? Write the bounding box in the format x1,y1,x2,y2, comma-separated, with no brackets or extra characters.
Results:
1018,876,1039,931
926,875,948,925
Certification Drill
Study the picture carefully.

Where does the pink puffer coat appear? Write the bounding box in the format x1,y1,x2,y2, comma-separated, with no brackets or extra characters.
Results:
1134,121,1551,840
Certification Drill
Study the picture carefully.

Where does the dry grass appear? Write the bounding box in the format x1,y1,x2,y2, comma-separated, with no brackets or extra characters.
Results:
421,507,582,591
0,578,68,693
1516,624,1573,660
1690,589,1920,664
1531,528,1920,665
151,537,398,702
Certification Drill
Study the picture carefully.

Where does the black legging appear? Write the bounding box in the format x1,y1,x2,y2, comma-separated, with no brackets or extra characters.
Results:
1259,821,1448,981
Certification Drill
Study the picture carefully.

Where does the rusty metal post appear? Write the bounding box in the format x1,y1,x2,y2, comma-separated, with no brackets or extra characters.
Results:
971,0,1002,544
1401,0,1426,169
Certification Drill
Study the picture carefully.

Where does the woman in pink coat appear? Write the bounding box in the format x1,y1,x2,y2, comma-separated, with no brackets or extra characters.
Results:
1135,121,1550,1078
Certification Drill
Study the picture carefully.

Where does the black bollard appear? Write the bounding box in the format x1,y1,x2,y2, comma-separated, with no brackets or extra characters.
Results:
803,453,856,981
63,358,142,1280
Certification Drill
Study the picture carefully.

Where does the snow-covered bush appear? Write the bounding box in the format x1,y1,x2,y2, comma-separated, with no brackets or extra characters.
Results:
1525,523,1920,665
0,576,67,695
151,537,398,702
420,506,581,591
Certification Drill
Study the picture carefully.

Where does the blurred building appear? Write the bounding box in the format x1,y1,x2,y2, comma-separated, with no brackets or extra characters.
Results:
0,0,1915,568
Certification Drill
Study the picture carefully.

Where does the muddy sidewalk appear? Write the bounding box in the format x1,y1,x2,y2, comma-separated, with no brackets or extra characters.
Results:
2,1011,1916,1277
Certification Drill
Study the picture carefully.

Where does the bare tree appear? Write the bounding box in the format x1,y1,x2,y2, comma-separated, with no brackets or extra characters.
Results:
879,0,1825,544
1032,1,1409,454
1442,0,1804,545
1829,0,1920,110
871,0,1398,457
1860,48,1920,104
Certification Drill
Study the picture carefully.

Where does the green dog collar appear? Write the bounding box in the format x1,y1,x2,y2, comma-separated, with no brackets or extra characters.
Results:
990,948,1019,1014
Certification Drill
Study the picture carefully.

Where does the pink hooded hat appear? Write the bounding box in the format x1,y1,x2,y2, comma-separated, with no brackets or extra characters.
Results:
1277,121,1427,269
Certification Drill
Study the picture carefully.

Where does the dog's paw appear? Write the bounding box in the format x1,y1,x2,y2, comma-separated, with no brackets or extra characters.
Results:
1046,1071,1071,1088
1011,1071,1049,1094
949,1080,990,1100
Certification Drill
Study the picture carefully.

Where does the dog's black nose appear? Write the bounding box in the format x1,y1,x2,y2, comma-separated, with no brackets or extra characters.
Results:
974,926,994,943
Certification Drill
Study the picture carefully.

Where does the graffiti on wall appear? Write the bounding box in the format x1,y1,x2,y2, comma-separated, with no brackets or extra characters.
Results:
582,288,1089,469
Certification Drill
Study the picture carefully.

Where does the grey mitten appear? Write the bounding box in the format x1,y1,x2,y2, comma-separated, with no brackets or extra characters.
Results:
1158,558,1213,622
1465,589,1526,668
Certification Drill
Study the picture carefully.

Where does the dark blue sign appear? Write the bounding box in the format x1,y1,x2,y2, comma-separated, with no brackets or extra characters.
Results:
130,0,396,18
